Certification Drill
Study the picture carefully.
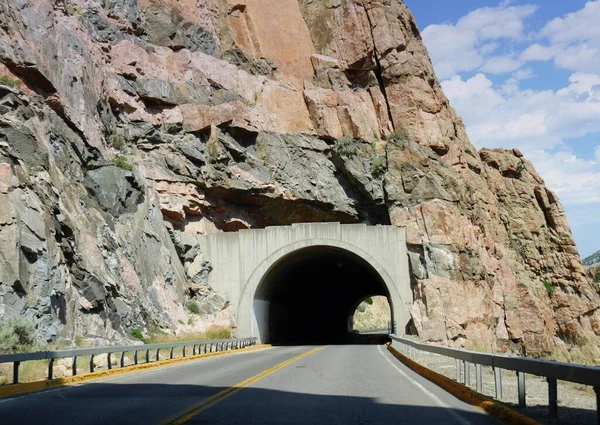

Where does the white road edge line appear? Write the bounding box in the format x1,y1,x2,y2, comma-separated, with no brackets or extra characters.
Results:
377,345,474,425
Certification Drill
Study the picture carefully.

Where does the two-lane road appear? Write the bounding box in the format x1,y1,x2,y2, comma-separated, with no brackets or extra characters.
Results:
0,345,499,424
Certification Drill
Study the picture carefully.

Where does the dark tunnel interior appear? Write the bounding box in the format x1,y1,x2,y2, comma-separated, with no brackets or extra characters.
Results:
253,246,391,345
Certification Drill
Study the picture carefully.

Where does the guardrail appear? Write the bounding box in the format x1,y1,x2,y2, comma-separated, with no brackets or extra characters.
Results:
0,337,257,385
390,334,600,421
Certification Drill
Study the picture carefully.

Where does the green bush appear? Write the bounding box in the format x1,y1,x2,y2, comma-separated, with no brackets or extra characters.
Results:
187,302,200,315
0,317,36,353
335,136,358,158
113,155,133,171
0,75,20,87
594,268,600,283
109,133,127,150
370,155,387,177
543,279,556,294
388,130,410,147
131,328,148,343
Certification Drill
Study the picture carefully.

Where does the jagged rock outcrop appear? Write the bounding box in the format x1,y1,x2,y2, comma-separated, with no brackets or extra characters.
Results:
0,0,598,354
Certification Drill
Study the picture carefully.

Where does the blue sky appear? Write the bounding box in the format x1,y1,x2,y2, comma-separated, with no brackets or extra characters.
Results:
405,0,600,258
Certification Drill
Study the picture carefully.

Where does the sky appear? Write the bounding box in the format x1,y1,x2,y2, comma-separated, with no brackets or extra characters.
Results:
404,0,600,258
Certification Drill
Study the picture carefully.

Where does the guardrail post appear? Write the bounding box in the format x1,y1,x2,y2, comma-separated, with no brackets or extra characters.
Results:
594,387,599,425
90,355,95,373
456,359,461,382
156,349,160,361
107,353,112,370
193,344,196,356
134,351,138,365
476,364,482,393
494,367,502,399
183,346,186,357
120,352,125,368
48,358,54,380
547,377,557,418
72,356,77,376
517,371,526,407
146,349,150,363
13,361,20,384
170,347,174,359
465,362,471,386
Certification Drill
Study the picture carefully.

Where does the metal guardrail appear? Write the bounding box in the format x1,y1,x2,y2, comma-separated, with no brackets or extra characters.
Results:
0,337,257,385
390,334,600,421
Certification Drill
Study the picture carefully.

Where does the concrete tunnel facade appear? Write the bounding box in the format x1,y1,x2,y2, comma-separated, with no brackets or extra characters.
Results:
197,223,411,344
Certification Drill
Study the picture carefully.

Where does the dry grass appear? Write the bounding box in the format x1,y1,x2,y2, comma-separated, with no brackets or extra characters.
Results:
548,341,600,366
147,325,232,344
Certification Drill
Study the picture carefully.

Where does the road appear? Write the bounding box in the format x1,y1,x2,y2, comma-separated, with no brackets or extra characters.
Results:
0,344,499,425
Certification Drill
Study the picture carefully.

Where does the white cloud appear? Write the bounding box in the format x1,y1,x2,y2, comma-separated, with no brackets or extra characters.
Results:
421,4,537,79
528,149,600,205
557,73,600,98
480,56,522,74
521,1,600,73
595,146,600,161
520,43,557,61
538,1,600,45
441,73,600,151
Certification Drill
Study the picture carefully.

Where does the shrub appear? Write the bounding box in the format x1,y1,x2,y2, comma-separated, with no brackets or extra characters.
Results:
388,130,410,147
187,302,200,315
370,155,387,177
131,328,148,343
109,133,127,150
0,317,36,353
113,155,133,171
335,135,358,158
0,75,20,87
594,268,600,283
543,279,556,294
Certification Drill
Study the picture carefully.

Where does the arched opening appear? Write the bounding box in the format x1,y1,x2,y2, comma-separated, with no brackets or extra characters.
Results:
350,295,391,334
253,246,392,344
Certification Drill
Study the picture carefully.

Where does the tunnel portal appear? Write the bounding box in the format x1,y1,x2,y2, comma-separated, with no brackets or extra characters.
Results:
254,246,390,344
197,223,412,343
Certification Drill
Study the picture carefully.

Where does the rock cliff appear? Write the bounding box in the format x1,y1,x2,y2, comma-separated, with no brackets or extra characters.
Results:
0,0,598,354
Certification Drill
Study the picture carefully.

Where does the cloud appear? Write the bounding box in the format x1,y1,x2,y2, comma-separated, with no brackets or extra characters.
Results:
520,43,557,61
538,1,600,45
595,146,600,161
528,149,600,205
479,56,522,74
421,3,537,79
522,1,600,73
441,73,600,151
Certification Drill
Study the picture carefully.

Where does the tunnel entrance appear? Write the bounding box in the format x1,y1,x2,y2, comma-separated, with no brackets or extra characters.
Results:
253,246,392,345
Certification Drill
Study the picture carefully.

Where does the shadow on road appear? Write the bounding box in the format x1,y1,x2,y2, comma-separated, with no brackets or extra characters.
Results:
1,381,500,425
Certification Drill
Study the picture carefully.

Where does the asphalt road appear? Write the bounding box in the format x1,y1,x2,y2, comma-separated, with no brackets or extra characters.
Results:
0,344,500,425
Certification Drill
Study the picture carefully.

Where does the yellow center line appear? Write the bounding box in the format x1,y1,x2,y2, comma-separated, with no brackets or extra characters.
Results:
161,346,327,425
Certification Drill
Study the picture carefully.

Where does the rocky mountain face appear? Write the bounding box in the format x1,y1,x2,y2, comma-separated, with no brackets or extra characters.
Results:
584,251,600,268
0,0,598,354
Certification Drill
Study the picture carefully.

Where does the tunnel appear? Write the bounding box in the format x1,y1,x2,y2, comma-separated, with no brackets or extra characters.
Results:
252,246,392,345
